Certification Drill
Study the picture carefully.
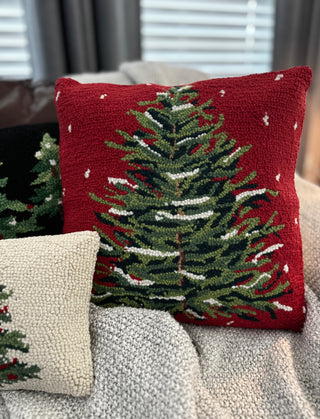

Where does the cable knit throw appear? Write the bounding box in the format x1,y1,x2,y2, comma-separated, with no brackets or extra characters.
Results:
1,281,319,418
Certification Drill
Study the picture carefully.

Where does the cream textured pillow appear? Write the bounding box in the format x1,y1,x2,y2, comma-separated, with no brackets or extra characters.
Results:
0,231,99,396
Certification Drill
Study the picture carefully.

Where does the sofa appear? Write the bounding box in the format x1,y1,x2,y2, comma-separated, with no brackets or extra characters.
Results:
0,61,319,418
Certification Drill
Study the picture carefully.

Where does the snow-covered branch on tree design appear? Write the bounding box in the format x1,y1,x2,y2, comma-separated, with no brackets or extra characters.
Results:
31,133,62,219
0,133,61,239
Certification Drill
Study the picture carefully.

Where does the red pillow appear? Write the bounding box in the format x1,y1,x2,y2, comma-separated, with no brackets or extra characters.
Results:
55,67,311,331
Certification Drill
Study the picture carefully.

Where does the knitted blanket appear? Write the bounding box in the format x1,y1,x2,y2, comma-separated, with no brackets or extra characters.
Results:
1,306,204,419
1,62,319,418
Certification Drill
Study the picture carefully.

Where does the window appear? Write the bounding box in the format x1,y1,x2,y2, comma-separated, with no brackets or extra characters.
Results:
141,0,275,77
0,0,32,79
0,0,276,80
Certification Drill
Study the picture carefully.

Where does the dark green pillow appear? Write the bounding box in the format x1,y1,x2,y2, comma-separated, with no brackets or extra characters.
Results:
0,123,62,239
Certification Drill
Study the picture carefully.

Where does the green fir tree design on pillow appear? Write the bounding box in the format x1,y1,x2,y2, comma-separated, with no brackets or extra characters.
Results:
90,85,289,323
0,285,40,386
31,133,62,220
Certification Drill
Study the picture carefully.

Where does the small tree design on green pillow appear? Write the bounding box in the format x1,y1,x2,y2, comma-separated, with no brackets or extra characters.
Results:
31,133,62,219
0,285,40,386
90,85,289,323
0,163,37,237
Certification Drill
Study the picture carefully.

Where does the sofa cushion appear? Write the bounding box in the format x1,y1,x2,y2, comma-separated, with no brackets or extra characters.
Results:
119,60,209,85
0,80,57,129
55,67,311,331
0,123,62,239
0,231,99,395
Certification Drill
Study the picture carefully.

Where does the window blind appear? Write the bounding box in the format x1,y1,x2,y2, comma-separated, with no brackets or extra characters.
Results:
0,0,32,79
141,0,275,77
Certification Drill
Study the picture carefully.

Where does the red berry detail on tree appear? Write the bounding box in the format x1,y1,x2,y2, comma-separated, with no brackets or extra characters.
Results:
0,285,40,387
